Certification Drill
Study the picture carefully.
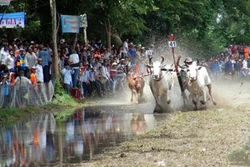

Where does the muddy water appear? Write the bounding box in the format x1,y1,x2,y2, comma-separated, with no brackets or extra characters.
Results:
0,106,167,166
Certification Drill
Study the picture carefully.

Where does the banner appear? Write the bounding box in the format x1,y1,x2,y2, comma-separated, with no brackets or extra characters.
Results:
0,0,11,6
79,14,87,28
61,15,80,33
0,12,25,28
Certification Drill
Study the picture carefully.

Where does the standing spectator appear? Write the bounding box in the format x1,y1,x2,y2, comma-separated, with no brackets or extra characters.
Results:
110,62,118,93
61,64,74,95
234,59,242,76
244,44,249,59
36,58,44,83
121,39,129,58
129,43,137,64
145,45,154,59
225,56,234,77
0,42,9,65
5,50,15,70
15,43,24,57
69,50,80,88
58,50,66,72
30,66,37,84
25,47,37,70
16,48,28,76
210,59,221,80
242,57,248,70
38,44,50,83
79,61,90,98
1,74,10,107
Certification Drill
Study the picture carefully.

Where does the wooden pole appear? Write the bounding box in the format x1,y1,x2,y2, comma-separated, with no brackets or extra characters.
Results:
84,27,88,44
169,34,187,103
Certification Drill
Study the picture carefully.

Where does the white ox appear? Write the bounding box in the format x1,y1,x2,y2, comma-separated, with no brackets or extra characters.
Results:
183,61,217,110
146,57,174,113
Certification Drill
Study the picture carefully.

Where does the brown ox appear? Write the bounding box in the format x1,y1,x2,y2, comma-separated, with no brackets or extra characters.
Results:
128,72,145,104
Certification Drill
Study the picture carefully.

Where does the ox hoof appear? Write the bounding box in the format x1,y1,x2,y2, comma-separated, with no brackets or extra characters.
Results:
167,100,171,104
200,100,206,105
130,99,133,102
154,105,162,113
213,102,217,105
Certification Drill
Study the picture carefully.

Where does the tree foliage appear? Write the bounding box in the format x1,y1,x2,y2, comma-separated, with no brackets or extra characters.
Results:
0,0,248,57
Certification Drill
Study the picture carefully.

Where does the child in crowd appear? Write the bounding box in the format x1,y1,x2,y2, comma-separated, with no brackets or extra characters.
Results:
0,74,10,107
61,64,74,94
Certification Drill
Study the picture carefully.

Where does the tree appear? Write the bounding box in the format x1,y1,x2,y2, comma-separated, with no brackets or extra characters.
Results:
50,0,59,82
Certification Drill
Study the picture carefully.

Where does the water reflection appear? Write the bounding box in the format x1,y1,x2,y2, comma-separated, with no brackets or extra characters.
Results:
0,107,157,166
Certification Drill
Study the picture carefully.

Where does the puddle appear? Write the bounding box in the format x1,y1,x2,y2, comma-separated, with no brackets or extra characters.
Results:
0,107,160,166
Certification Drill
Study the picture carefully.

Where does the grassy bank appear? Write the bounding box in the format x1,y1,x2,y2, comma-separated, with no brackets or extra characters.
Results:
0,84,84,126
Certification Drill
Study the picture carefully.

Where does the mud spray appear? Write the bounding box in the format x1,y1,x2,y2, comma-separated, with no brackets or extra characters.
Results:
130,36,248,113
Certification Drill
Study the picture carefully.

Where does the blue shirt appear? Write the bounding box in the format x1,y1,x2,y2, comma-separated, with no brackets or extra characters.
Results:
1,81,10,96
39,49,50,67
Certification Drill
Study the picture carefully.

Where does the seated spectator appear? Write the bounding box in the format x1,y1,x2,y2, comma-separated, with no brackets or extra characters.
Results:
95,66,108,93
88,65,103,97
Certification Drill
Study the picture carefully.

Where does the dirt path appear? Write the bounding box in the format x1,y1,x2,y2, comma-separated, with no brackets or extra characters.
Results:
82,77,250,167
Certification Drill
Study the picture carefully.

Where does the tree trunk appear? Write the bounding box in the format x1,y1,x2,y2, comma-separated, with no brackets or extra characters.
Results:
70,33,78,52
105,19,111,52
50,0,59,83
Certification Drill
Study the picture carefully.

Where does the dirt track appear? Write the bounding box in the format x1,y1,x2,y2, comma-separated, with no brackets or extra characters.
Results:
82,76,250,167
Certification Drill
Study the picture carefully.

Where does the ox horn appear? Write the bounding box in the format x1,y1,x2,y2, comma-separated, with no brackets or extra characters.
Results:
196,59,200,66
145,64,153,68
161,56,164,64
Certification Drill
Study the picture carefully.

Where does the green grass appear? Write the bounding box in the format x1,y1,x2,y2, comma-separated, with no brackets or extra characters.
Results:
0,81,84,125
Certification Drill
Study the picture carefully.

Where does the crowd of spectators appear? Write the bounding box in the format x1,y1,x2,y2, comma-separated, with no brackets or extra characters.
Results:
1,37,249,107
201,44,250,80
58,38,151,99
0,38,152,107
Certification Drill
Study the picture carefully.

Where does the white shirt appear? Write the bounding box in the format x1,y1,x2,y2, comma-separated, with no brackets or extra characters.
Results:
242,59,248,69
69,53,80,69
0,48,9,64
146,49,154,57
36,64,44,82
122,41,128,53
5,55,15,70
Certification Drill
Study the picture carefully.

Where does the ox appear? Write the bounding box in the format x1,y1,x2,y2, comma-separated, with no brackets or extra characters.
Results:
128,72,145,104
181,60,217,110
146,56,174,113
